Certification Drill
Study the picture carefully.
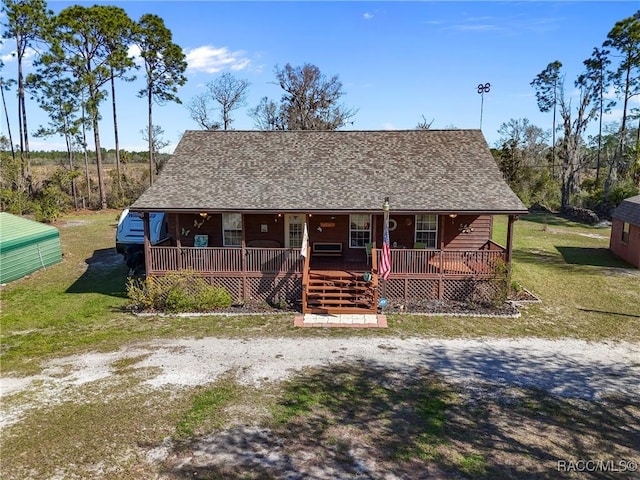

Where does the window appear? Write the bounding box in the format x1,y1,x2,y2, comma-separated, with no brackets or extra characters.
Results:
415,214,438,248
222,213,242,246
350,214,371,248
622,222,630,244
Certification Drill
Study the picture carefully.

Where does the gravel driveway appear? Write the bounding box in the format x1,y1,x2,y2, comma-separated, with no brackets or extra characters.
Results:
2,336,639,430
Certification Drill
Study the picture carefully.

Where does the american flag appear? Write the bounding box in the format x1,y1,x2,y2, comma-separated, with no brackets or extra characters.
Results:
379,216,391,280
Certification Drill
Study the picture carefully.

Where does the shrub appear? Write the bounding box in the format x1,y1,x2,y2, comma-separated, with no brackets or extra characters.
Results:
489,258,510,308
511,280,522,294
0,188,34,215
562,205,600,225
126,271,232,313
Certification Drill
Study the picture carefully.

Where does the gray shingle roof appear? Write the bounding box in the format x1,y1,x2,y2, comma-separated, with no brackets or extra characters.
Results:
612,195,640,226
132,130,527,214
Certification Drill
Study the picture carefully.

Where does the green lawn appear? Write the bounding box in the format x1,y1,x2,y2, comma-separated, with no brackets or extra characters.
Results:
1,210,639,376
493,213,640,339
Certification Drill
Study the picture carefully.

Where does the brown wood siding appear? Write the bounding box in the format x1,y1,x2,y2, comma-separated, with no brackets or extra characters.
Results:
165,212,494,256
244,214,285,247
386,214,415,248
610,218,640,268
442,215,492,249
167,213,223,247
308,214,362,261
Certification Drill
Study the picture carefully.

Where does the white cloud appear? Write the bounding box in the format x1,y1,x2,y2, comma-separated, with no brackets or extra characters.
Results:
127,44,141,59
185,45,250,74
127,44,145,68
1,52,15,63
363,12,374,20
382,122,396,130
602,107,623,125
453,23,500,32
1,46,37,64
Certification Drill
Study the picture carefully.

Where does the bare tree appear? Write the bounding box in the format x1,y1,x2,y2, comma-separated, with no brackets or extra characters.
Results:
415,115,434,130
187,73,249,130
141,125,170,174
248,96,283,130
557,75,599,209
211,72,249,130
187,93,220,130
275,63,357,130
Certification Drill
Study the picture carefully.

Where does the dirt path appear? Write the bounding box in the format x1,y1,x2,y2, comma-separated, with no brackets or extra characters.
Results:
2,336,639,430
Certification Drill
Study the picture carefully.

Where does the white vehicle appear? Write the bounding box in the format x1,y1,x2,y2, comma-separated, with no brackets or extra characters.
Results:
115,209,169,256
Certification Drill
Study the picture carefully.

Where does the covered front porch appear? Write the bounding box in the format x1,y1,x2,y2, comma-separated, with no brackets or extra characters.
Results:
145,240,508,313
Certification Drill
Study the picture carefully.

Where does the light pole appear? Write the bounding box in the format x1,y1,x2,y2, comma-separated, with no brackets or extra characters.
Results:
477,82,490,130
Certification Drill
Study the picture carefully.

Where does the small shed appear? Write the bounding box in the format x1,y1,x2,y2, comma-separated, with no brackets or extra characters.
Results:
609,195,640,268
0,212,63,283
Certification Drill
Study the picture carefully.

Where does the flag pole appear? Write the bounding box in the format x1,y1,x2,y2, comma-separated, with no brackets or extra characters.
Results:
381,196,390,298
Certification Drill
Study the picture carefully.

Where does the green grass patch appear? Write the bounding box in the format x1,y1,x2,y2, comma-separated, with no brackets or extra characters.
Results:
270,364,458,465
175,377,240,439
1,375,192,480
458,453,488,476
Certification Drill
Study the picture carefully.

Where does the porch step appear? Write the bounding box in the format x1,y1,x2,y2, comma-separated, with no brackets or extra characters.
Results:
308,278,367,286
304,268,377,314
307,284,371,291
307,291,373,299
305,307,377,315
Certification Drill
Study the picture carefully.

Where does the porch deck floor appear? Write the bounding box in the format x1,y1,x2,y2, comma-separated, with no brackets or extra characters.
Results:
294,313,387,328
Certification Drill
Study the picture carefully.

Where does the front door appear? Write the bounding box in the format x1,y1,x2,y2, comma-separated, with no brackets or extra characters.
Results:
284,214,304,248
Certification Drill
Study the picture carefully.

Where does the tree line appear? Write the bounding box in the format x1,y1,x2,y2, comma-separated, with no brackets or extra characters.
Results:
0,0,356,220
1,0,638,222
498,10,639,215
1,0,187,216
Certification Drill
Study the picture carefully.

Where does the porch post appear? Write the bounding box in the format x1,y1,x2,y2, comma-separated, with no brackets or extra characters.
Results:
241,214,248,301
143,212,151,275
372,213,378,247
506,214,517,280
173,213,183,270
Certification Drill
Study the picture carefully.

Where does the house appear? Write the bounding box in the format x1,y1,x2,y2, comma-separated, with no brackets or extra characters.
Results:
130,130,528,313
0,212,63,284
609,194,640,268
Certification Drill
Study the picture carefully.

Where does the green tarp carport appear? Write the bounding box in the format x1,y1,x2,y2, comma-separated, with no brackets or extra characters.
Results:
0,212,63,284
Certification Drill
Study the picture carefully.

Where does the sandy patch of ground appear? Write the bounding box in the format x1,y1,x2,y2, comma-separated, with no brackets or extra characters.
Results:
2,337,639,429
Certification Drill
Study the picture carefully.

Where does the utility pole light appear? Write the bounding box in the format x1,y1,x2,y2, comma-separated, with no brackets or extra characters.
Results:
477,82,490,129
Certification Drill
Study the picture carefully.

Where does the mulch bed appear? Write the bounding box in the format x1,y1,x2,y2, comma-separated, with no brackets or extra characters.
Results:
206,288,540,317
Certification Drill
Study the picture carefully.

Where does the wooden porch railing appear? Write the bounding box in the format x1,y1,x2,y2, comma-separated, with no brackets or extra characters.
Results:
148,246,304,274
378,248,506,277
148,246,505,277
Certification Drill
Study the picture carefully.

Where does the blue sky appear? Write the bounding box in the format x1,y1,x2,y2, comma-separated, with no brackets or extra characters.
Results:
1,1,638,153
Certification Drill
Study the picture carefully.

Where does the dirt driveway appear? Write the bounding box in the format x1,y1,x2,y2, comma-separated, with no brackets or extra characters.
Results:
3,337,639,408
2,336,639,479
